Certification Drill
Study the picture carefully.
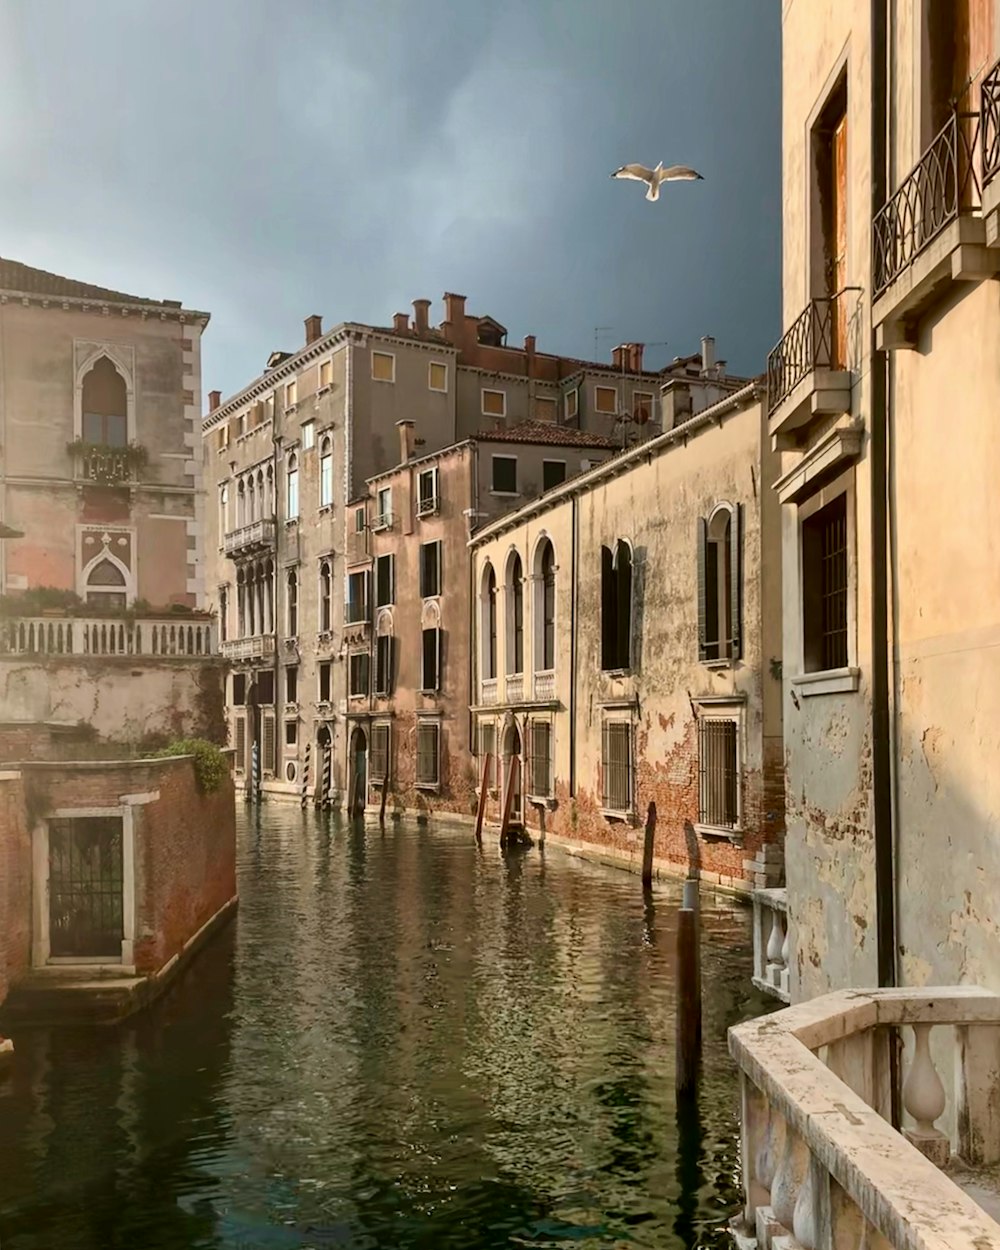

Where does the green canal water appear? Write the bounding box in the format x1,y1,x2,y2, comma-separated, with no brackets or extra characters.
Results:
0,810,768,1249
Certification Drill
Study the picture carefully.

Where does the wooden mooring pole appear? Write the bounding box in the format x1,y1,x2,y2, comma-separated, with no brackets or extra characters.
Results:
641,801,657,887
675,878,702,1095
498,754,518,847
473,753,491,846
379,780,389,825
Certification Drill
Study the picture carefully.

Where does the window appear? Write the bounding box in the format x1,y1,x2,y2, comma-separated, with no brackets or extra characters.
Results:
428,361,448,392
347,570,370,623
535,539,556,671
285,720,298,747
285,664,298,705
420,541,442,598
371,351,395,382
482,389,506,417
349,652,370,697
565,388,579,421
602,721,632,813
478,722,497,789
416,722,440,786
84,557,127,610
319,560,333,632
535,396,557,423
375,633,394,695
355,506,366,532
375,554,395,607
371,724,390,782
422,627,442,692
319,360,332,391
813,76,848,365
507,552,524,675
81,357,127,446
492,456,518,494
262,715,276,774
286,568,298,636
265,395,275,422
234,717,247,773
633,392,654,425
697,504,741,663
481,563,497,680
318,661,331,703
542,461,566,492
218,423,230,452
285,379,297,409
257,670,275,705
698,717,740,830
232,672,246,705
220,484,229,536
600,540,632,671
286,453,299,520
530,721,552,798
417,467,439,515
374,486,392,528
219,585,229,642
301,420,316,450
319,437,334,507
595,385,618,414
802,492,849,672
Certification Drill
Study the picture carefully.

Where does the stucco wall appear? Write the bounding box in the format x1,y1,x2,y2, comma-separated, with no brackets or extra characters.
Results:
0,772,30,1010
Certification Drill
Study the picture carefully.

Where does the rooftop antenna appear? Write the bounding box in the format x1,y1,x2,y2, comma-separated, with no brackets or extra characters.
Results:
594,326,614,359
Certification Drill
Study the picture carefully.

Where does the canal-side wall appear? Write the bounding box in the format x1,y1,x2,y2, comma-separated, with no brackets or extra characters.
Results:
0,770,31,1016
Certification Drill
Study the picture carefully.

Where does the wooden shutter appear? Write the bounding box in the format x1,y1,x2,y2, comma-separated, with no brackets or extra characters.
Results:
697,517,708,660
262,715,276,774
601,545,615,670
730,504,742,661
235,717,246,773
616,542,632,669
422,628,438,691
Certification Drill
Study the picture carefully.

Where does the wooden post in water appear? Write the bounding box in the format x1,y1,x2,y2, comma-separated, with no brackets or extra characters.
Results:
675,883,702,1095
498,754,517,846
473,753,491,845
379,780,389,825
641,801,657,887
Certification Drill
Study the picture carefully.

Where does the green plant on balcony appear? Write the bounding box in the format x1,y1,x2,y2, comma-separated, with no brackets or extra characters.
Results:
66,439,149,484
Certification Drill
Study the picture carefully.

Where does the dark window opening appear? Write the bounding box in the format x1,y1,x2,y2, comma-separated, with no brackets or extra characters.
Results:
697,506,741,663
422,627,442,692
371,724,389,782
349,652,370,697
257,671,275,706
600,540,632,671
285,665,298,704
530,721,552,797
492,456,518,493
542,461,566,492
803,493,849,673
285,720,298,747
318,661,331,703
232,673,246,705
541,542,556,670
416,723,440,785
375,554,394,607
347,570,369,623
375,634,394,695
81,357,127,447
420,542,441,598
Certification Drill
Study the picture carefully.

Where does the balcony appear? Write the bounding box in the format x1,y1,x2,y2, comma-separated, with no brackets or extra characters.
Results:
481,677,498,705
873,110,999,348
981,58,1000,244
224,518,275,558
750,888,789,1004
344,600,370,625
1,616,215,658
765,295,855,444
505,673,524,703
533,669,555,701
416,494,439,518
371,511,395,533
220,634,275,661
730,987,1000,1250
68,440,148,487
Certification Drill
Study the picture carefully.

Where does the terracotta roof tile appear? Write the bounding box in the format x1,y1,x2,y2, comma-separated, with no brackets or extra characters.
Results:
475,420,620,449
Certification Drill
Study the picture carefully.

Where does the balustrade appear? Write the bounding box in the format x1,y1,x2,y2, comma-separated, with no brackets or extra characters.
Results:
752,887,789,1003
481,677,498,705
505,673,524,703
533,669,555,701
0,616,215,658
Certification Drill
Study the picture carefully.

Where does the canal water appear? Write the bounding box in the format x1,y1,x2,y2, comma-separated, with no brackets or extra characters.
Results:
0,809,767,1250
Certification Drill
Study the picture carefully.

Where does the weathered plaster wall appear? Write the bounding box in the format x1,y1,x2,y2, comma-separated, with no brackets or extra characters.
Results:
0,771,30,1010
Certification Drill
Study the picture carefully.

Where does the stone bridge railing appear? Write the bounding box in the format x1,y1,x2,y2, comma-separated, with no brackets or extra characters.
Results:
0,616,216,658
730,987,1000,1250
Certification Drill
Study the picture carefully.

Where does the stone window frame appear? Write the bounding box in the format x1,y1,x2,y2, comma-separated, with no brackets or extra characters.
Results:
693,694,746,845
481,388,506,418
371,350,396,384
428,360,449,393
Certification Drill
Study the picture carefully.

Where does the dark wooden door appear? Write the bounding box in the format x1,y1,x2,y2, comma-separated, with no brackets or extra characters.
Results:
49,817,123,958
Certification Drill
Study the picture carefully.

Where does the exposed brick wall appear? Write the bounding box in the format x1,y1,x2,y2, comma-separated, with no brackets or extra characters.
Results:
383,711,478,821
0,774,31,1011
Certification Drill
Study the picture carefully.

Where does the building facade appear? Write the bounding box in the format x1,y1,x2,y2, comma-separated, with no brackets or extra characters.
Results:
201,294,663,802
469,376,784,894
770,0,1000,1003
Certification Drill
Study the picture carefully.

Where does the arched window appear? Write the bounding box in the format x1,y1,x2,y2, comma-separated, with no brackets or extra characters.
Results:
220,483,229,537
320,436,334,507
236,567,246,636
263,558,274,633
219,585,229,643
287,568,298,636
265,464,274,516
697,503,741,662
247,474,256,525
600,539,632,671
237,479,246,528
256,470,265,521
81,357,127,447
481,563,497,680
506,552,524,675
85,557,127,610
319,559,332,632
533,538,556,672
286,453,299,521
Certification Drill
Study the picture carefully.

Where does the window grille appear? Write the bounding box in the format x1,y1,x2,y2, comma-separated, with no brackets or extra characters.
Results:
370,724,389,783
416,723,440,786
698,718,739,829
530,722,552,797
601,722,632,812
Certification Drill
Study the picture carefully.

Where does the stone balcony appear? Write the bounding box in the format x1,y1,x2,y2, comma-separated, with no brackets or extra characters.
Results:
1,615,216,658
220,634,275,661
223,518,275,558
480,677,498,705
533,669,555,701
765,295,856,447
729,986,1000,1250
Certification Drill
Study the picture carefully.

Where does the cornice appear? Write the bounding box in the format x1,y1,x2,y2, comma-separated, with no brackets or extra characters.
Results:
0,289,209,326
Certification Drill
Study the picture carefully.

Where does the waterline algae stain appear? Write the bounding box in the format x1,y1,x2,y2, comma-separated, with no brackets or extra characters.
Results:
0,811,767,1249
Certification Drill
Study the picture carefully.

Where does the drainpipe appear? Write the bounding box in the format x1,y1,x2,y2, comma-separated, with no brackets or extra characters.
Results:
569,492,578,797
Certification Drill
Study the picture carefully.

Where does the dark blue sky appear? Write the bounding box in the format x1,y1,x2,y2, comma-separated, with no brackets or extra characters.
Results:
1,0,781,398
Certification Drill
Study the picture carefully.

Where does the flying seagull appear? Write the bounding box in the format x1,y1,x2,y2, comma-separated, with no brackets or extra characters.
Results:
611,161,704,202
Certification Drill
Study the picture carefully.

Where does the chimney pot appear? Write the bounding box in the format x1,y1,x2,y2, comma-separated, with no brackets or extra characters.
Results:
629,343,644,372
396,418,415,464
305,314,323,345
208,389,221,412
524,334,536,354
700,335,716,374
443,292,467,326
393,312,410,334
611,345,626,370
412,299,431,333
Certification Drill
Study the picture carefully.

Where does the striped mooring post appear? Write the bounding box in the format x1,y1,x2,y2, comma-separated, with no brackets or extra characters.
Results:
251,739,261,804
301,742,311,809
322,743,333,810
243,742,254,804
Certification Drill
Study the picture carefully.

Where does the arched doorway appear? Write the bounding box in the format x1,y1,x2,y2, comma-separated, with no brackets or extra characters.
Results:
349,726,368,818
501,720,522,826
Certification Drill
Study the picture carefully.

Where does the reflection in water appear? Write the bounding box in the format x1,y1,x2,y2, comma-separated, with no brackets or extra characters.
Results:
0,811,767,1249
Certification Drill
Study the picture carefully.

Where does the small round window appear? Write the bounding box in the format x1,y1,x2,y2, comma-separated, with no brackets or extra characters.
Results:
285,761,297,782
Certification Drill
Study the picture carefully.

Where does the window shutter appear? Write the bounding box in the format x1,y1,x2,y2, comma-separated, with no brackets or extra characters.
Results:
696,516,708,660
601,545,615,670
601,721,610,807
419,546,427,597
436,628,443,692
616,542,632,669
389,554,395,605
730,504,742,660
387,635,395,695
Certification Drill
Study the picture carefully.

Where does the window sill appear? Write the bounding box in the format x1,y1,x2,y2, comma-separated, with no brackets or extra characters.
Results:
317,504,333,516
316,385,332,397
489,490,520,499
695,822,743,845
284,517,299,528
701,657,735,671
790,667,860,697
415,781,440,792
528,795,557,811
601,807,636,824
600,668,632,679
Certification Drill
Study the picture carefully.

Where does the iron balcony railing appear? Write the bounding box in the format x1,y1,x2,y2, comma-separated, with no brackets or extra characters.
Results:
873,110,982,298
766,293,853,417
345,599,370,625
981,56,1000,187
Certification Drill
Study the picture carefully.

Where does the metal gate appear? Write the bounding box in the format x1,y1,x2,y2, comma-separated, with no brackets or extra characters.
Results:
48,816,124,958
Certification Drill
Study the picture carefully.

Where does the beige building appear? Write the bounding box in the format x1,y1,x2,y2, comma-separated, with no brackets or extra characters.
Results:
470,357,785,894
201,294,661,801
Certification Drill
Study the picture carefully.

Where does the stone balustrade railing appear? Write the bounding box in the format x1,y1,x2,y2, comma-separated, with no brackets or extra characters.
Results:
533,669,555,701
505,673,524,703
752,887,790,1003
481,677,498,705
730,987,1000,1250
1,616,216,658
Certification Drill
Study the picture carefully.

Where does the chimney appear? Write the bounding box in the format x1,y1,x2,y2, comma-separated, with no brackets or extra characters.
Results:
661,379,693,430
393,312,410,335
629,343,644,372
611,345,627,370
208,389,221,412
700,335,716,375
443,292,467,328
305,314,323,345
396,418,415,464
412,299,431,333
523,334,536,378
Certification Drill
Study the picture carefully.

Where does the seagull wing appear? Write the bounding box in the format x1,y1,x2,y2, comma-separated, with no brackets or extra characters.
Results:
657,165,704,182
611,163,655,183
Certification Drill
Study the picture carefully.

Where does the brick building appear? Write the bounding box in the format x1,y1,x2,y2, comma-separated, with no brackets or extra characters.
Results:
470,350,785,893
